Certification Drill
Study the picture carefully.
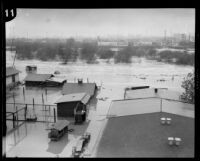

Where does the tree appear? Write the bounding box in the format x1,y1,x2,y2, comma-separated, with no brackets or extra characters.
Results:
114,45,132,63
81,42,98,63
181,72,194,103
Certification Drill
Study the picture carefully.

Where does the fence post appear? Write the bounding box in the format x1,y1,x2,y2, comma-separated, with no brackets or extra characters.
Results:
16,106,18,122
45,88,47,101
54,108,56,123
42,93,44,110
33,98,35,111
23,87,25,103
12,113,15,128
25,104,27,120
13,92,15,110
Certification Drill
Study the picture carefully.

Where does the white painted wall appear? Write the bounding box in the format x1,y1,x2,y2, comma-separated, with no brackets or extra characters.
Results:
6,76,12,86
6,74,19,86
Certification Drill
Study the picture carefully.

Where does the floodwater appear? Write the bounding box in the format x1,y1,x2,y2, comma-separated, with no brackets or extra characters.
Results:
5,51,194,157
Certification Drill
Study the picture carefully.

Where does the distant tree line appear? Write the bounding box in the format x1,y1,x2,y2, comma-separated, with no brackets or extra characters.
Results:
8,38,194,66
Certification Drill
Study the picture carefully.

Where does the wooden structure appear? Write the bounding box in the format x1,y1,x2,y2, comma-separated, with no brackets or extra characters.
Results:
48,120,70,141
6,67,20,89
55,93,90,123
26,65,37,74
45,77,66,87
62,80,97,98
24,74,54,86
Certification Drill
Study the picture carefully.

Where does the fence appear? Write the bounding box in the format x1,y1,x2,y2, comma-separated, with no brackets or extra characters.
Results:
6,102,57,133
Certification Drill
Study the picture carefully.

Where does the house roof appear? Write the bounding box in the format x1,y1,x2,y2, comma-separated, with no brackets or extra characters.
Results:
95,112,194,157
24,74,53,82
51,120,70,131
55,93,90,104
62,83,97,96
6,67,20,77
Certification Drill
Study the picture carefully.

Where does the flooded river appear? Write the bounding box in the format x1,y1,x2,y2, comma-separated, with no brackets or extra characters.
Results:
6,51,193,93
5,51,194,157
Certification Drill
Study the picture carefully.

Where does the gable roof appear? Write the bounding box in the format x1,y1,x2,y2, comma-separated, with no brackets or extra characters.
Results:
55,93,90,104
62,83,97,96
6,67,20,77
24,74,54,82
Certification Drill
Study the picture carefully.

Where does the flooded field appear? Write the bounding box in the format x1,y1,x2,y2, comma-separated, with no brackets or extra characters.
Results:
5,51,194,157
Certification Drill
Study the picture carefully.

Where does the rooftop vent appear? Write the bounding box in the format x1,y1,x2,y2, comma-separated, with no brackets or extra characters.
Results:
154,88,158,93
78,79,83,84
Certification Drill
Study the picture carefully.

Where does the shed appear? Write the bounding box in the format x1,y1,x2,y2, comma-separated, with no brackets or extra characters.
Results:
26,65,37,74
48,120,70,141
62,81,97,97
55,93,90,119
6,67,20,88
24,73,54,86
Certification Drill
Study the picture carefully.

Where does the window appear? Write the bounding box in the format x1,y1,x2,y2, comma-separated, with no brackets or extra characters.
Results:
12,75,15,83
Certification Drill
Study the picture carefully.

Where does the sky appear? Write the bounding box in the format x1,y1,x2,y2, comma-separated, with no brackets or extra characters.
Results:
6,9,195,38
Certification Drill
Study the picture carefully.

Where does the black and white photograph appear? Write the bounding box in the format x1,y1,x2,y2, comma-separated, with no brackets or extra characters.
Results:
2,8,195,158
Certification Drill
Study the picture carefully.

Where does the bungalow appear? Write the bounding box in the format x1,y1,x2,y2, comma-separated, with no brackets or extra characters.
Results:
6,67,20,89
62,79,97,98
55,93,91,123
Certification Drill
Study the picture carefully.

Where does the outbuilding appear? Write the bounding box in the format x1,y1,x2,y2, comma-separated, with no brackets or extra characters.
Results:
6,67,20,89
24,73,54,86
55,93,91,123
62,79,97,98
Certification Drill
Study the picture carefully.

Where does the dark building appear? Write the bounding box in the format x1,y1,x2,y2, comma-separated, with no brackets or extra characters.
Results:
55,93,91,121
62,79,97,97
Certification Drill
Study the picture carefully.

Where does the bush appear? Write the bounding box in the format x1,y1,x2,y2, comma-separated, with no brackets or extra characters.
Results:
181,72,194,103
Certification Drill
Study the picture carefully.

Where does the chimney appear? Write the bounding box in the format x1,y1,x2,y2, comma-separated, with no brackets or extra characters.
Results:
78,78,83,84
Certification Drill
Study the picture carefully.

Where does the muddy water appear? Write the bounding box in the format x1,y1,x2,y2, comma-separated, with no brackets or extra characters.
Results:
6,51,193,93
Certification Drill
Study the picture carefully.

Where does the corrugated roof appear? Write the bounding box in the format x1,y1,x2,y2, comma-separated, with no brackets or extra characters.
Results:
51,120,70,131
6,67,20,77
62,83,97,96
24,74,53,82
55,93,90,104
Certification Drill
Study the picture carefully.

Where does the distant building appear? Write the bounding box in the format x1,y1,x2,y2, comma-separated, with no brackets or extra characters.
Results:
98,41,128,47
173,33,187,42
6,67,20,89
95,89,194,157
55,93,90,122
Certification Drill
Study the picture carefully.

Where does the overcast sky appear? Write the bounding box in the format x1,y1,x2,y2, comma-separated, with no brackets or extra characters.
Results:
6,9,195,38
